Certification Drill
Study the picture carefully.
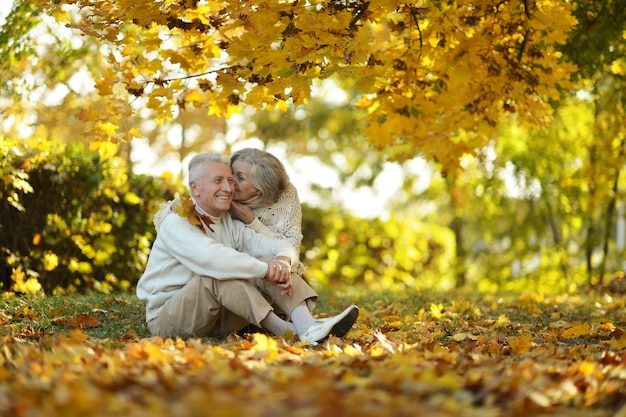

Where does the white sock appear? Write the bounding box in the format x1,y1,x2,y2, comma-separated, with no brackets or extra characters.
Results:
290,305,316,335
260,312,296,336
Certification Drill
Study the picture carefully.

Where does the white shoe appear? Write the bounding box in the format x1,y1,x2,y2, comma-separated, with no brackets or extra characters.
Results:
299,305,359,345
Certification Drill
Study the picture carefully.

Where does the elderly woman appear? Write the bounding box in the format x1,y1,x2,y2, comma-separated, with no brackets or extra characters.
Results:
228,148,306,276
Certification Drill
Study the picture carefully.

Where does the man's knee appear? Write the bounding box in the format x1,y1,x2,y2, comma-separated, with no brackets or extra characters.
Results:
210,278,268,304
211,277,257,292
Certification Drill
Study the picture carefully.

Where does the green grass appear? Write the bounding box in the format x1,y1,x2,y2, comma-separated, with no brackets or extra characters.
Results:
0,291,150,341
1,284,625,346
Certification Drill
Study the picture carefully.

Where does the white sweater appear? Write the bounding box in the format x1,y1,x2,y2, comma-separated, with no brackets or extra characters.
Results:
137,210,298,322
153,182,306,275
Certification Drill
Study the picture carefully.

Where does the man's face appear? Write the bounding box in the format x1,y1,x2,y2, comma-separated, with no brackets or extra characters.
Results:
190,161,235,217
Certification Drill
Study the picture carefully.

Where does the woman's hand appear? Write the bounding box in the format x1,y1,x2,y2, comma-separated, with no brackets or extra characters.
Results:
264,257,292,295
229,201,256,224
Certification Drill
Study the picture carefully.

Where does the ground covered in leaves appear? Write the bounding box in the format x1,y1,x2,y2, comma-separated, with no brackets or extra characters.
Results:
1,285,625,417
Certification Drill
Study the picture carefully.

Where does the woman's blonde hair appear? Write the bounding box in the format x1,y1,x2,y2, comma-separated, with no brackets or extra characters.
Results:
231,148,288,210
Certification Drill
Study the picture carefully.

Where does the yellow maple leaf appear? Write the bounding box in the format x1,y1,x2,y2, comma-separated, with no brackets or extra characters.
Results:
275,99,290,113
508,336,532,355
127,127,142,140
176,195,201,226
419,368,463,391
245,85,269,107
578,361,596,377
561,322,591,338
89,141,118,160
429,302,444,319
184,89,206,107
95,77,116,96
247,333,279,362
96,121,119,137
493,314,511,328
451,333,479,342
50,7,71,23
69,329,89,344
610,335,626,351
176,195,214,232
128,341,171,363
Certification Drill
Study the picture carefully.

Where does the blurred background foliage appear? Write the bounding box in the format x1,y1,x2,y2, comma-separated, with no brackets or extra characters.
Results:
1,0,626,295
1,137,180,294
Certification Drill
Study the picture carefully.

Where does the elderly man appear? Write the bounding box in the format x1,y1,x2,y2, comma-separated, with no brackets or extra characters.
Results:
137,152,358,344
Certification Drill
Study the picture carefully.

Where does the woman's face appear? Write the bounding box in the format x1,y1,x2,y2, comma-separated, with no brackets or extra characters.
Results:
232,160,260,202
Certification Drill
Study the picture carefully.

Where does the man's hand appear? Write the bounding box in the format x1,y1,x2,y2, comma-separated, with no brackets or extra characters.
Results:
264,256,292,295
229,201,256,224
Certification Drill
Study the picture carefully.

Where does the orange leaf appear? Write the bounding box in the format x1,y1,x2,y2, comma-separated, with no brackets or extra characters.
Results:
69,329,89,343
70,312,100,329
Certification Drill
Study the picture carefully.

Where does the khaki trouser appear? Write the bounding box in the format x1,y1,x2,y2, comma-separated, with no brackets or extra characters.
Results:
147,273,317,339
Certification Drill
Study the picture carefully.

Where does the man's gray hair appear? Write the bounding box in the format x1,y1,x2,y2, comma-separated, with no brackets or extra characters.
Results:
188,153,231,184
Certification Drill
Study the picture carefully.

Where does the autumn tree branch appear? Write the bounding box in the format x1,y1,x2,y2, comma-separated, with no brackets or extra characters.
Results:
410,6,423,57
151,66,238,86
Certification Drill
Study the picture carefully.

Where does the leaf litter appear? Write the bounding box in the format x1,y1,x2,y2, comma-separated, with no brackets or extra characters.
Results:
0,289,625,417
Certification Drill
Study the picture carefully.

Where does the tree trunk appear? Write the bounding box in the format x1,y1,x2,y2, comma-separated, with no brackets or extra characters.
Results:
598,138,624,284
451,215,467,288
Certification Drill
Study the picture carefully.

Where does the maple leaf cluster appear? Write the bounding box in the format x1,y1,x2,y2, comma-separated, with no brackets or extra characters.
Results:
30,0,578,170
175,194,215,232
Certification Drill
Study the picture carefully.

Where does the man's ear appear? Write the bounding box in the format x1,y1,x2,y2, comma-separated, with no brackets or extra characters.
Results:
190,181,199,196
